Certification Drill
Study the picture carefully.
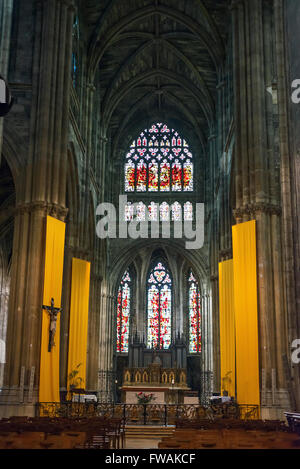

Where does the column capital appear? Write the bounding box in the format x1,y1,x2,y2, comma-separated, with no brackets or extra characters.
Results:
15,202,69,221
233,203,282,219
210,274,218,282
219,248,233,261
69,247,91,259
90,273,103,282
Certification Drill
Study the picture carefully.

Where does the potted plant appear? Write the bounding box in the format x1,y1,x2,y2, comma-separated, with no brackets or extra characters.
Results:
221,371,232,396
67,363,84,397
136,391,156,404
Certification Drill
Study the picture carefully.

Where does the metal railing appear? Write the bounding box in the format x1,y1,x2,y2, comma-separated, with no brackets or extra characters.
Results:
36,402,260,425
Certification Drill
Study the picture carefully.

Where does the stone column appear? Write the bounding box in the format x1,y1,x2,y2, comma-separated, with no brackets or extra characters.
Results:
79,82,96,247
86,272,102,391
0,0,74,416
231,0,290,418
208,132,221,391
274,0,300,410
0,0,14,163
99,290,115,373
99,134,108,201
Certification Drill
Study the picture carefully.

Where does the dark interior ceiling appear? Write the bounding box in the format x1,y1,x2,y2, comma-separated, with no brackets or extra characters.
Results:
82,0,231,152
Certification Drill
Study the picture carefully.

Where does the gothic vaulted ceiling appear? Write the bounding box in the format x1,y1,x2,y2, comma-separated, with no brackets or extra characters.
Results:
82,0,231,151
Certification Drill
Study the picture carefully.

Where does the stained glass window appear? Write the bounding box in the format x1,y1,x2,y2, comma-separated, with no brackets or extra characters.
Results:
72,53,78,88
125,161,135,192
136,160,147,192
147,261,172,349
160,160,170,192
160,202,170,221
72,16,80,88
123,201,193,221
125,202,134,221
172,160,182,191
183,160,193,191
171,202,182,221
124,123,194,192
148,202,159,221
149,160,159,191
136,202,146,221
116,271,132,353
188,271,201,353
184,202,193,221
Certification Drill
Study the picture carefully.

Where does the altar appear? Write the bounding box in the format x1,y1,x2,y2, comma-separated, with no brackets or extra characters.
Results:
120,360,191,404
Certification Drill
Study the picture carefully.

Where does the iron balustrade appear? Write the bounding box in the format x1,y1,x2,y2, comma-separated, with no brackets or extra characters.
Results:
36,402,260,425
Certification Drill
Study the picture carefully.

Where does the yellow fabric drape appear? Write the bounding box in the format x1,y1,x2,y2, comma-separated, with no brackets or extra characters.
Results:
39,216,66,403
67,258,91,392
219,259,235,398
232,220,260,407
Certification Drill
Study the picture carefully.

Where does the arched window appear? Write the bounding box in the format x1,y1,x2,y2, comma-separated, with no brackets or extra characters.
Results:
188,271,201,353
72,16,80,89
125,123,193,192
124,201,194,221
116,271,132,353
147,261,172,350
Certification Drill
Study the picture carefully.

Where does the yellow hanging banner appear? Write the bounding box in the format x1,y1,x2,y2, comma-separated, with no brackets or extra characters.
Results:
67,258,91,393
39,216,66,403
219,259,235,398
232,220,260,408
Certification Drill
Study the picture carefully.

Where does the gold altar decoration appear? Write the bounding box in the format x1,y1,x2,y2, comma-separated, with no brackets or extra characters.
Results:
123,363,187,387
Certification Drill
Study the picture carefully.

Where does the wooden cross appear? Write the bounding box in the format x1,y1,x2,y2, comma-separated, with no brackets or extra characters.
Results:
42,298,62,352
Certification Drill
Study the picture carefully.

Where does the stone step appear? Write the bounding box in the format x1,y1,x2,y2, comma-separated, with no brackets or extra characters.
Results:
125,426,175,439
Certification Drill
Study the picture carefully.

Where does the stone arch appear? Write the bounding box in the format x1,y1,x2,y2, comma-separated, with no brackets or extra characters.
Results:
2,130,23,203
0,152,16,389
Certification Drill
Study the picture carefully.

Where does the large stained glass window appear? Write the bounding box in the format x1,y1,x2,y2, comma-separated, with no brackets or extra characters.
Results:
124,201,193,221
116,271,132,353
147,261,172,350
72,16,80,89
188,271,201,353
125,123,194,192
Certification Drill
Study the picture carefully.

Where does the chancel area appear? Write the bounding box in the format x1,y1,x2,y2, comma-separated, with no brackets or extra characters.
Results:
0,0,300,450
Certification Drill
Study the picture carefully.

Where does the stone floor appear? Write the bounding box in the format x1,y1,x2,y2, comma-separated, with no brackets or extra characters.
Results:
125,438,161,449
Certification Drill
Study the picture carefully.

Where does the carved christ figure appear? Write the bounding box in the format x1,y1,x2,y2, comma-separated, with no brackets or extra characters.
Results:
42,298,62,352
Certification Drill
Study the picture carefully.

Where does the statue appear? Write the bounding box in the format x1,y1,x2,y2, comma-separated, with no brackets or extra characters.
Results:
42,298,62,352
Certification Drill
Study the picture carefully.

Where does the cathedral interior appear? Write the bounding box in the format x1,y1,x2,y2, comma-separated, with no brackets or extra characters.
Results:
0,0,300,433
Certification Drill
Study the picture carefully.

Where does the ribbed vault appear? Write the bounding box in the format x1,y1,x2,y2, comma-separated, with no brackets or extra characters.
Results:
82,0,230,151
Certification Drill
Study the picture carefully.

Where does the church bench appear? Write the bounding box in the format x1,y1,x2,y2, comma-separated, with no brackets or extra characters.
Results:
158,427,300,450
0,417,123,449
0,431,88,449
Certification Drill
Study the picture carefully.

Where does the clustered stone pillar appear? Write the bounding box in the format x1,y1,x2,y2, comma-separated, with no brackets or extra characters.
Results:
231,0,290,418
0,0,14,163
201,290,213,399
208,132,221,392
273,0,300,410
1,0,75,415
86,271,102,391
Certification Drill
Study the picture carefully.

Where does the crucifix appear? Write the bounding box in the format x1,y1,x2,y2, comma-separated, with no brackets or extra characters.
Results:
42,298,62,352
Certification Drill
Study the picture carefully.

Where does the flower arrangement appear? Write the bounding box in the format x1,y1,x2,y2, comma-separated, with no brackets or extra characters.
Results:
136,391,156,404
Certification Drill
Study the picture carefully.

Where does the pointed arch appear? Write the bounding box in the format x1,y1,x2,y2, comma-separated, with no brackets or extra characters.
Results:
116,270,132,353
188,270,201,353
147,257,172,350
